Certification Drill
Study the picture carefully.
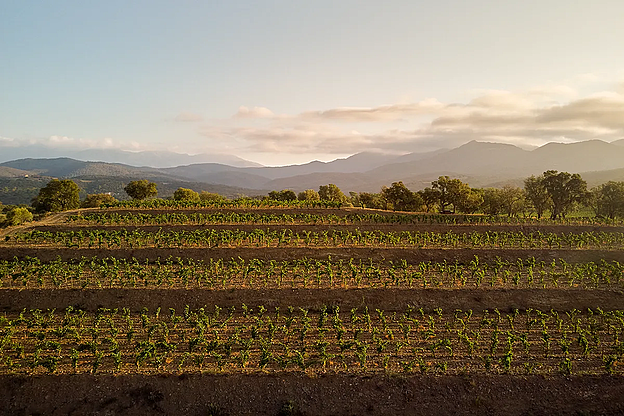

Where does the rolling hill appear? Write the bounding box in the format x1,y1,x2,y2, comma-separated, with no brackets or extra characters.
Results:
3,139,624,205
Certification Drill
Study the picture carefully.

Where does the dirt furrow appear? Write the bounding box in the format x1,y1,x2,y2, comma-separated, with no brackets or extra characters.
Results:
2,246,624,263
1,374,623,416
1,287,622,312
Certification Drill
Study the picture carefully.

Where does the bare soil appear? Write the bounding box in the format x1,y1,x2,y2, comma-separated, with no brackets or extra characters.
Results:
1,373,623,416
5,206,624,415
2,246,624,264
1,287,622,313
27,223,624,234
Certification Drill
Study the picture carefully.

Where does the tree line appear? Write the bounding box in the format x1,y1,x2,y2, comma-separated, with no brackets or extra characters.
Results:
269,171,624,220
3,170,624,227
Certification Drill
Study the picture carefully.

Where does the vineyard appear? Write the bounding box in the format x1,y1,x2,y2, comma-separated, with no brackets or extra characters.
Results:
1,203,624,415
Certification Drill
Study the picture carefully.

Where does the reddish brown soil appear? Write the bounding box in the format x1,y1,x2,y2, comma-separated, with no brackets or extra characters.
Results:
1,287,622,313
29,223,624,234
5,207,624,415
2,246,624,263
90,207,356,215
1,373,623,416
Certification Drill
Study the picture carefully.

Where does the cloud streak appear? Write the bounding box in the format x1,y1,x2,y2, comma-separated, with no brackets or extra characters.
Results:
234,106,275,119
198,85,624,155
0,135,144,151
175,112,204,122
4,77,623,162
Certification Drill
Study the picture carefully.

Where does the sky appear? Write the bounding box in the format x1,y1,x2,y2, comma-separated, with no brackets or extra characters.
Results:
1,0,624,166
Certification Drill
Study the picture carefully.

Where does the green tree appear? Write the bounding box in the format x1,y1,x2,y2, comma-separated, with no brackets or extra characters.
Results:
268,189,297,201
417,187,441,213
351,192,384,209
499,186,526,217
199,191,226,202
523,175,551,219
297,189,320,201
124,180,158,200
480,188,505,215
318,184,348,204
173,187,200,202
6,207,33,225
455,189,483,214
381,181,423,211
81,193,117,208
431,176,471,213
593,181,624,219
32,179,81,212
541,170,588,219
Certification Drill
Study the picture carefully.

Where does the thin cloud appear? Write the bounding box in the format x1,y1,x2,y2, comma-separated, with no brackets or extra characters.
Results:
234,106,275,119
175,112,204,122
207,86,624,155
300,99,444,122
537,94,624,129
0,135,144,151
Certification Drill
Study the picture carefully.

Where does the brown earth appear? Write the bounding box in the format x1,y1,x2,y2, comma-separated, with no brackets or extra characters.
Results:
4,207,624,415
1,373,623,416
26,223,624,234
1,287,622,313
2,246,624,263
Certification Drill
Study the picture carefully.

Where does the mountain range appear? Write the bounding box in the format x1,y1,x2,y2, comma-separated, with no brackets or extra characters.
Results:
2,139,624,205
0,146,261,168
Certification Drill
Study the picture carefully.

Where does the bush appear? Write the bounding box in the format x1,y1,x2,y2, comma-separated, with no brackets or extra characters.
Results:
268,190,297,201
32,179,81,212
199,191,226,202
173,188,200,202
298,189,320,201
6,207,33,226
124,180,158,200
82,193,118,208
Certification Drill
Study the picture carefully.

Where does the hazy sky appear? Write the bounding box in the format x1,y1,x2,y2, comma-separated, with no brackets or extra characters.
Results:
1,1,623,165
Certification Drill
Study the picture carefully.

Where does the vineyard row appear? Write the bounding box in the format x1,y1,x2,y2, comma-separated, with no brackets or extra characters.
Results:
1,306,623,376
6,229,624,250
67,212,624,226
2,256,623,290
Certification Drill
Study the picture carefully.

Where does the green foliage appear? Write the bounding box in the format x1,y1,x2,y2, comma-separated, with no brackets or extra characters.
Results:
524,175,551,218
417,187,441,213
593,181,624,219
541,171,589,219
32,179,81,213
297,189,320,201
124,180,158,200
199,191,226,202
481,186,527,217
353,192,385,209
455,189,483,214
6,207,33,225
431,176,471,213
0,177,49,206
381,181,423,212
1,305,621,376
81,193,117,208
268,189,297,201
318,184,348,204
480,188,505,215
173,188,200,202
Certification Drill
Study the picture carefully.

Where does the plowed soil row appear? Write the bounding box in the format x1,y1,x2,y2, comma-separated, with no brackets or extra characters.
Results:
28,223,624,234
92,207,356,215
2,247,623,263
1,287,622,312
1,374,623,416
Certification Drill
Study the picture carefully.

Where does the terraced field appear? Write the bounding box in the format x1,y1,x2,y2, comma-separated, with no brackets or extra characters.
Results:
2,203,624,415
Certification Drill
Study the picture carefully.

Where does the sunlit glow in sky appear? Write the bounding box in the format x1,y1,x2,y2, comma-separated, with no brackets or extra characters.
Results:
1,1,623,166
